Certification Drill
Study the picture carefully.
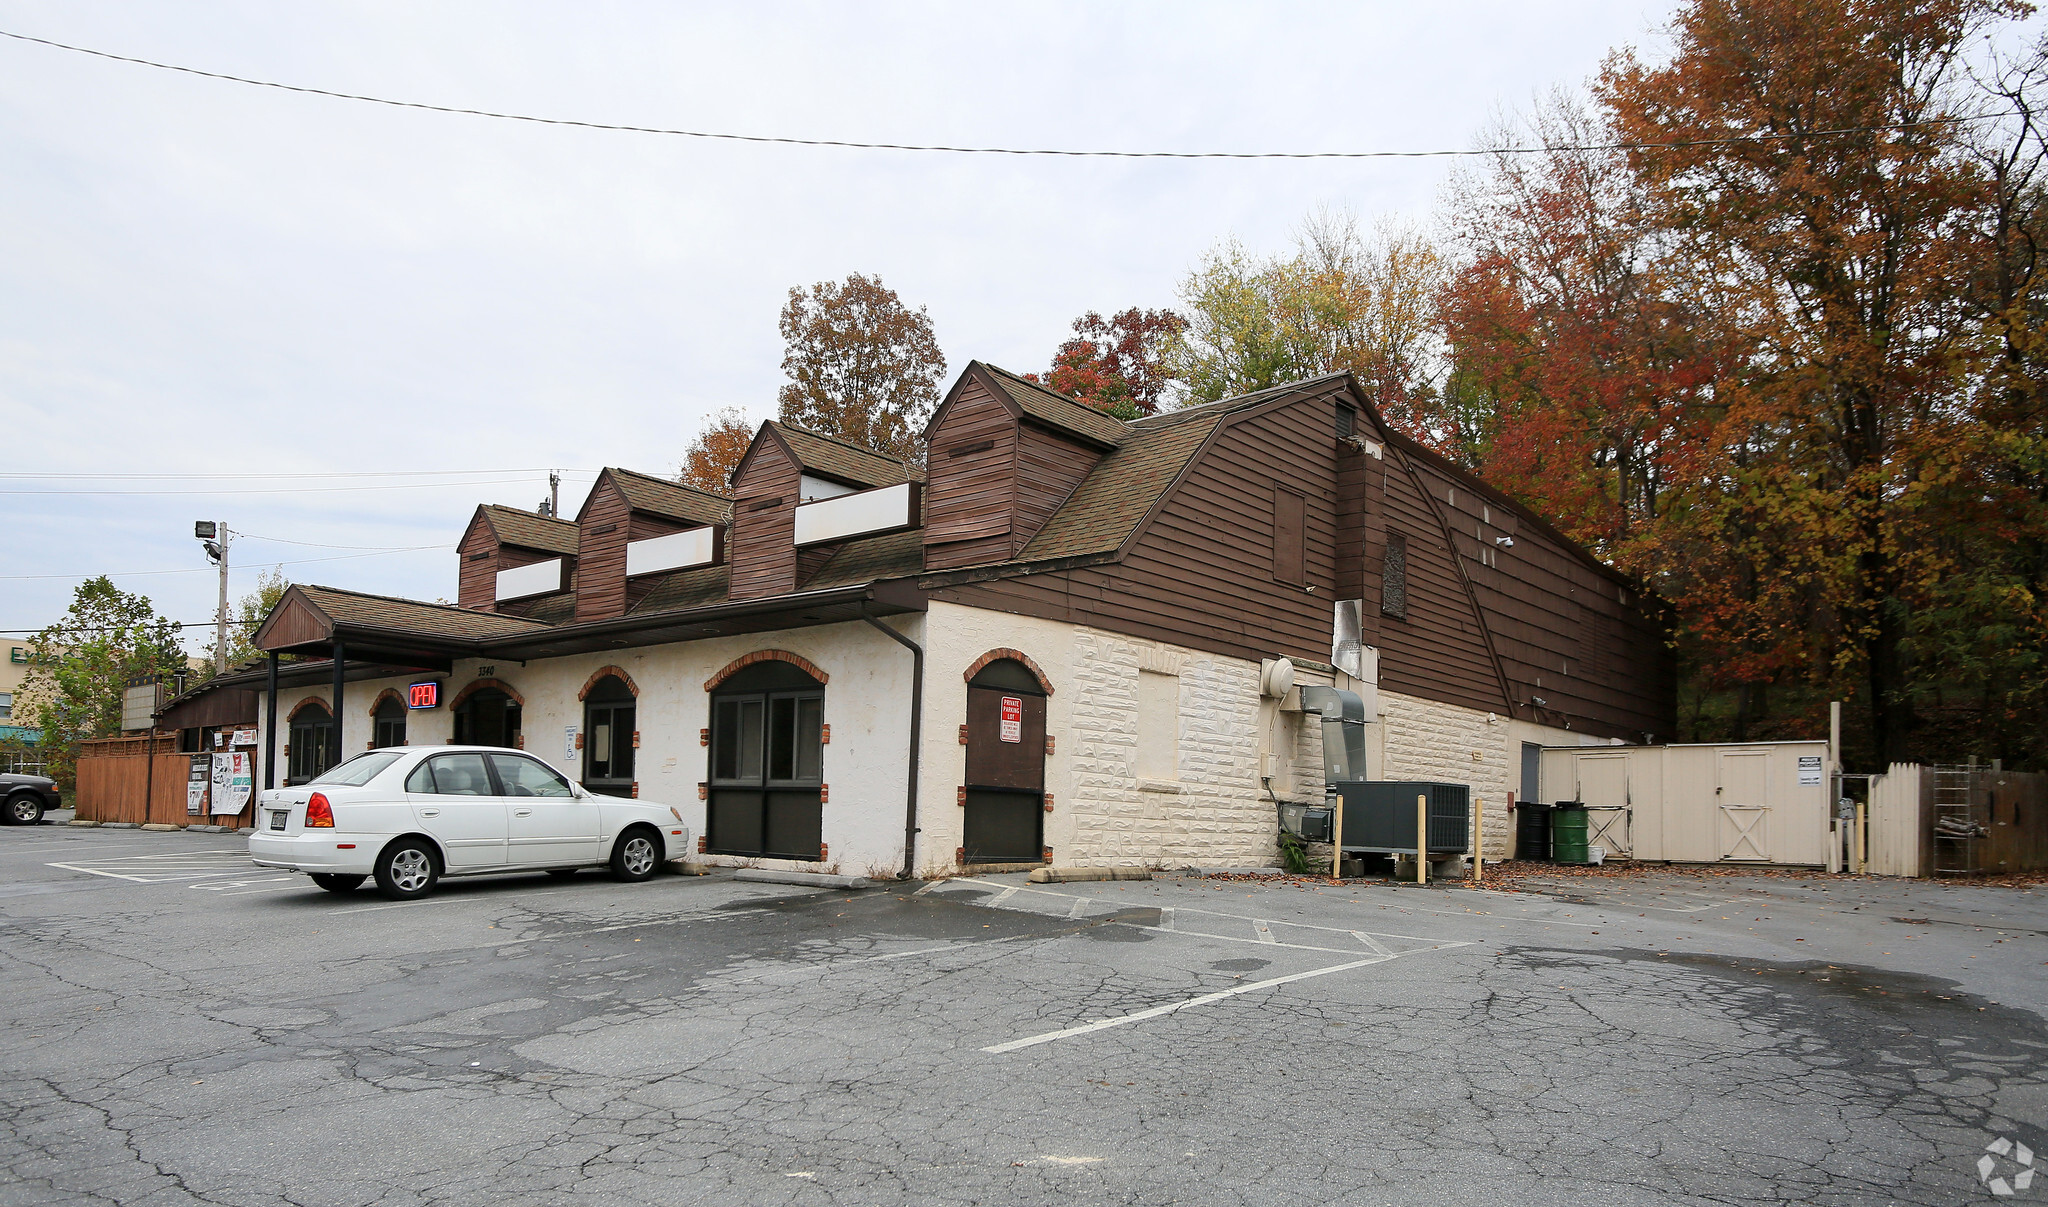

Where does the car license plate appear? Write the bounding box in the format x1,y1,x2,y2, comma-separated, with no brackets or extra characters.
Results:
269,810,287,831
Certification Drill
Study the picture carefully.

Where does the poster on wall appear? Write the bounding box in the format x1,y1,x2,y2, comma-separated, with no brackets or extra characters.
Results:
231,728,257,747
210,752,252,816
186,756,209,815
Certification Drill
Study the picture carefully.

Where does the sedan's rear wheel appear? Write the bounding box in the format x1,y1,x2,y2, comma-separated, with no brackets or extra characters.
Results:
610,827,662,882
7,794,43,825
310,873,365,893
374,839,439,900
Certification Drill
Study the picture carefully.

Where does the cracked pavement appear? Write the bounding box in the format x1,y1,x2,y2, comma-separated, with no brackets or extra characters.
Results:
2,826,2044,1205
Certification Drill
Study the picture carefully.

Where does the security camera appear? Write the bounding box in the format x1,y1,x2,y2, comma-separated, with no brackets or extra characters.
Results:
1494,536,1515,548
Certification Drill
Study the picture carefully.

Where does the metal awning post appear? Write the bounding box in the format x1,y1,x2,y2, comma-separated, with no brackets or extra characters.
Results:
264,653,279,790
330,640,345,772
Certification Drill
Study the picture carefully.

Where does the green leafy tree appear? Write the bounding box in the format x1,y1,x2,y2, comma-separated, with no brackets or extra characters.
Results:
205,567,292,678
21,577,188,788
1170,210,1446,408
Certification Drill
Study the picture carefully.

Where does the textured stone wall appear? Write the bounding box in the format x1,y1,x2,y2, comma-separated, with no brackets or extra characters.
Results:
1063,629,1278,868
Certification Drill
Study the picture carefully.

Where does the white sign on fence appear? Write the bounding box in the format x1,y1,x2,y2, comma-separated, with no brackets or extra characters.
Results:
210,753,252,816
1798,755,1824,786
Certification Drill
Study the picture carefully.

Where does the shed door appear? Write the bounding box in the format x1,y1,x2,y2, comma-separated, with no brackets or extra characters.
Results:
962,660,1046,864
1718,752,1771,861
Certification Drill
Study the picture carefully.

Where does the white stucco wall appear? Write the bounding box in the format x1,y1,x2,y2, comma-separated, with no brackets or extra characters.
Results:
258,614,923,877
248,602,1603,871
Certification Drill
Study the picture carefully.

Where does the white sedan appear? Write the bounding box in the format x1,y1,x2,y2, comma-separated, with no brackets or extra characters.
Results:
248,745,689,900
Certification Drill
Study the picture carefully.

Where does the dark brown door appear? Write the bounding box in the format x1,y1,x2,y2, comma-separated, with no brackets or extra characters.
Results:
707,662,824,859
962,660,1047,863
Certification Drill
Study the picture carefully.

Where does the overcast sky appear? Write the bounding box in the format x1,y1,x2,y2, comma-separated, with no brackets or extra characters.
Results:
0,1,1690,652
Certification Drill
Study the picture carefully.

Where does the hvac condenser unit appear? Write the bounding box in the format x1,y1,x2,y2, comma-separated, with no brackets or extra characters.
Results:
1327,781,1470,856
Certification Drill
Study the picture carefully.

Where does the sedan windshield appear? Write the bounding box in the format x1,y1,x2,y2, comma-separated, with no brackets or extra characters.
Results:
308,750,407,787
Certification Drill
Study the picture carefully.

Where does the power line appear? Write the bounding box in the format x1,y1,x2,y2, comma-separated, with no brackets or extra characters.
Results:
0,27,2003,160
0,477,547,496
0,468,586,480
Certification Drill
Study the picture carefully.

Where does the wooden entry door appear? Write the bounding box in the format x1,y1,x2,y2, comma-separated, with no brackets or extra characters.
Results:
1718,752,1771,861
962,662,1046,864
707,662,824,860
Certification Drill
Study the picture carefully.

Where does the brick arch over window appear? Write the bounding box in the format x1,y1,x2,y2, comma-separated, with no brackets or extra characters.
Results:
703,650,829,692
578,665,641,700
367,688,406,717
450,678,525,710
287,696,332,723
963,648,1054,695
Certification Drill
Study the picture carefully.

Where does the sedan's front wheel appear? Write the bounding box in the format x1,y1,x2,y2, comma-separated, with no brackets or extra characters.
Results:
374,839,440,900
610,827,662,882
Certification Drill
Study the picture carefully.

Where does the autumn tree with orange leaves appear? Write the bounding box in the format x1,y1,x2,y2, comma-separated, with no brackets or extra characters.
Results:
675,406,754,494
1433,0,2048,766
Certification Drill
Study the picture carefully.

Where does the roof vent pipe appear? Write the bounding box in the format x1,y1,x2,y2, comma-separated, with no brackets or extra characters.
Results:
1298,685,1368,783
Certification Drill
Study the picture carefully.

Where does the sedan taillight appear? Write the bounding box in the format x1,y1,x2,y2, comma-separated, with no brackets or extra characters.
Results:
306,793,334,828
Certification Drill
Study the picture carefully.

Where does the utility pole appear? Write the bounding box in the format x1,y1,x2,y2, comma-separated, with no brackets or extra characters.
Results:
196,521,231,674
549,470,560,520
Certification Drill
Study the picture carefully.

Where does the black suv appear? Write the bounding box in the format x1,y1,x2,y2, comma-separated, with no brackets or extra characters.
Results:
1,773,60,824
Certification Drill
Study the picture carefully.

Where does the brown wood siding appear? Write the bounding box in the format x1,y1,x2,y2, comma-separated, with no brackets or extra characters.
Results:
574,476,633,623
1011,424,1100,555
924,379,1018,566
458,512,562,614
926,385,1672,741
1273,487,1306,586
728,436,801,600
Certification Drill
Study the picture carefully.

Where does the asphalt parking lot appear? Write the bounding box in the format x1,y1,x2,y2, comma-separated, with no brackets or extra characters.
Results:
2,824,2043,1206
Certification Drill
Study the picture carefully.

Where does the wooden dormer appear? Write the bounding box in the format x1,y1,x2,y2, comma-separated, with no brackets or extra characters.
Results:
456,504,580,614
727,422,919,601
573,468,730,623
920,362,1125,571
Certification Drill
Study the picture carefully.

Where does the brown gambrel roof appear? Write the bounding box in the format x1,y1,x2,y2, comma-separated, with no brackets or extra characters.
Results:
606,467,730,525
770,422,921,488
978,363,1129,449
482,504,578,556
628,564,731,615
297,585,552,640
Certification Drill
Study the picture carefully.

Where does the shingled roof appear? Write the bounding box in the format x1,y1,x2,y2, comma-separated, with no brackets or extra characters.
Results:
978,363,1130,449
295,585,553,641
606,467,730,525
771,422,921,488
482,504,578,556
627,564,732,616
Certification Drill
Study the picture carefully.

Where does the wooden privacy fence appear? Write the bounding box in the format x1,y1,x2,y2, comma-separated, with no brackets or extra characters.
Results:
74,735,258,828
1862,763,2045,878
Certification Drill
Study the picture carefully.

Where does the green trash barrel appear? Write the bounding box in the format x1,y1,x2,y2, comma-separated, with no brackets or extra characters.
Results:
1552,806,1591,865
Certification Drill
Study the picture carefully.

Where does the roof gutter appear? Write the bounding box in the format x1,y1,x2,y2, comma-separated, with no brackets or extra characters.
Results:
859,603,924,881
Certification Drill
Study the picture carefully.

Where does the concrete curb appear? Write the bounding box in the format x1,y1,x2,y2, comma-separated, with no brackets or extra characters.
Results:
188,825,234,834
140,823,181,832
101,822,139,829
1027,867,1154,883
68,819,100,827
732,869,873,890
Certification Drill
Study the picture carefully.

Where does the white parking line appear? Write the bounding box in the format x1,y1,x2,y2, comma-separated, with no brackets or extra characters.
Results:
1252,919,1277,943
983,953,1408,1054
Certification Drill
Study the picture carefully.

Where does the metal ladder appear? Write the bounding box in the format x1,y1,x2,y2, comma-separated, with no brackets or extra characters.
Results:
1929,764,1980,877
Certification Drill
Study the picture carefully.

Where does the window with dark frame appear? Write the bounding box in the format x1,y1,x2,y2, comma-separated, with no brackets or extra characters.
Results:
582,675,637,796
1381,534,1408,619
373,697,407,749
706,661,824,859
287,703,334,782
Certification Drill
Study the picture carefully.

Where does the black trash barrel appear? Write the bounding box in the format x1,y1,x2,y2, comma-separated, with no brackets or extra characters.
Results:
1516,802,1553,862
1551,802,1591,865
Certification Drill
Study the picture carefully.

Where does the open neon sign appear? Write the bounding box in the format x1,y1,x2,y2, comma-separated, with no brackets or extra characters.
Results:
407,681,441,710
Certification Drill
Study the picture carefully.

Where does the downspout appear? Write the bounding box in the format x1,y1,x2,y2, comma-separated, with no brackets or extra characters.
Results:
860,605,924,880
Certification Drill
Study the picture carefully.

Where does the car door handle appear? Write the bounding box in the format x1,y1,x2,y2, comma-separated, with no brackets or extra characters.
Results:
420,808,440,816
515,809,532,817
